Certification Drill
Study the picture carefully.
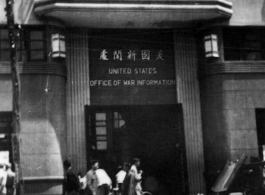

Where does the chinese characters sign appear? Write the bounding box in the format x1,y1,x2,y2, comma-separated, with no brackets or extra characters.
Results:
99,49,164,61
89,30,176,105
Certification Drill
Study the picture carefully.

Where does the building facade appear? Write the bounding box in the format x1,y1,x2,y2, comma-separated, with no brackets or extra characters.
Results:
0,0,264,195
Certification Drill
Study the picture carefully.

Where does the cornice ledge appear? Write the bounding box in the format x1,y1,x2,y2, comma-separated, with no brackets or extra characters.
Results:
34,1,233,17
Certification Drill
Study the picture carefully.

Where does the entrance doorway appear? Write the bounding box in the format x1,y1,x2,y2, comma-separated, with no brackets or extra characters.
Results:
256,109,265,160
85,105,188,195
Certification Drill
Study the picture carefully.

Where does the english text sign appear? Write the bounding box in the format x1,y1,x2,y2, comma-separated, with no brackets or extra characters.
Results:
89,30,176,105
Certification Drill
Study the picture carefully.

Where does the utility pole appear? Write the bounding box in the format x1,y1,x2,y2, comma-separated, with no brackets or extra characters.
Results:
5,0,24,194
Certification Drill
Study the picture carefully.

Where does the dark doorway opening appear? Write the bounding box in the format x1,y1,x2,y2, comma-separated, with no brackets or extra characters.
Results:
255,109,265,160
85,104,188,195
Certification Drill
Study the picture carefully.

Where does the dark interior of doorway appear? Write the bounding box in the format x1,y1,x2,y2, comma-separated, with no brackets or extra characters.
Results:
85,105,188,195
255,109,265,159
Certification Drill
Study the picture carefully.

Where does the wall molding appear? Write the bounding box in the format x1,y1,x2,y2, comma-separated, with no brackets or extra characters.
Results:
0,62,67,77
200,61,265,77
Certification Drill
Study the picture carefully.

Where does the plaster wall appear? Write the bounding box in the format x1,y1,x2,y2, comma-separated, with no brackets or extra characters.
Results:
201,73,265,187
0,0,38,25
0,72,66,195
18,0,44,25
228,0,265,26
19,74,67,195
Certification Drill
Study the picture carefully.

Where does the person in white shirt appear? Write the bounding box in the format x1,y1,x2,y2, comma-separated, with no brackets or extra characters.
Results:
115,163,130,194
5,163,15,195
86,160,99,195
95,168,112,195
122,158,143,195
0,163,7,195
78,172,87,195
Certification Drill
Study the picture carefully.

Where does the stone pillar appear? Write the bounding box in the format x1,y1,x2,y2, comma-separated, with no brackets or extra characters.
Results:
174,29,205,194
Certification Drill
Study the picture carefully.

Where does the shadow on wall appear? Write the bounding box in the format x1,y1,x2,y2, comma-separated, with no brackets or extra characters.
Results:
20,119,65,194
262,0,265,21
20,119,64,177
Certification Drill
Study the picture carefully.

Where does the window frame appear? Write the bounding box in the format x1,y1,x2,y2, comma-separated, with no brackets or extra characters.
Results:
0,26,47,62
223,27,265,61
0,27,10,62
24,27,47,62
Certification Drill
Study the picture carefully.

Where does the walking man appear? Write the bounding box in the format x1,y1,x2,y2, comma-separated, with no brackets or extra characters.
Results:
123,158,143,195
63,160,80,195
86,160,99,195
96,168,112,195
116,163,130,194
5,163,15,195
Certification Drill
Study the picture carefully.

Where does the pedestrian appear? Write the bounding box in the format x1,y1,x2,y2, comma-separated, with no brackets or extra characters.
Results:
63,160,80,195
5,163,15,195
0,162,7,195
122,158,143,195
95,168,112,195
115,163,130,194
78,173,87,195
86,160,99,195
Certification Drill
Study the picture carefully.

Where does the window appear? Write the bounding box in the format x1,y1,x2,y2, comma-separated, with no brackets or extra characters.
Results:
27,30,45,61
223,28,265,61
0,112,13,164
95,112,108,150
114,112,125,128
89,111,125,152
16,29,26,61
256,109,265,160
0,27,46,62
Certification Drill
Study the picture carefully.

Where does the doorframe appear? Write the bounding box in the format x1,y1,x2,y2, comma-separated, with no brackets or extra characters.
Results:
84,103,189,194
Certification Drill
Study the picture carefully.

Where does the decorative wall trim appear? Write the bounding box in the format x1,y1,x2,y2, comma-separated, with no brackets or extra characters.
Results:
35,0,232,8
34,2,233,17
35,3,233,13
66,28,90,172
200,61,265,77
0,62,67,77
23,176,64,181
33,1,233,28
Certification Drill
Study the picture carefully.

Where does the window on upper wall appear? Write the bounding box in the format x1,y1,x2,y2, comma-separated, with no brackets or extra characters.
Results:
0,27,47,62
223,28,265,61
27,30,46,61
0,29,10,61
